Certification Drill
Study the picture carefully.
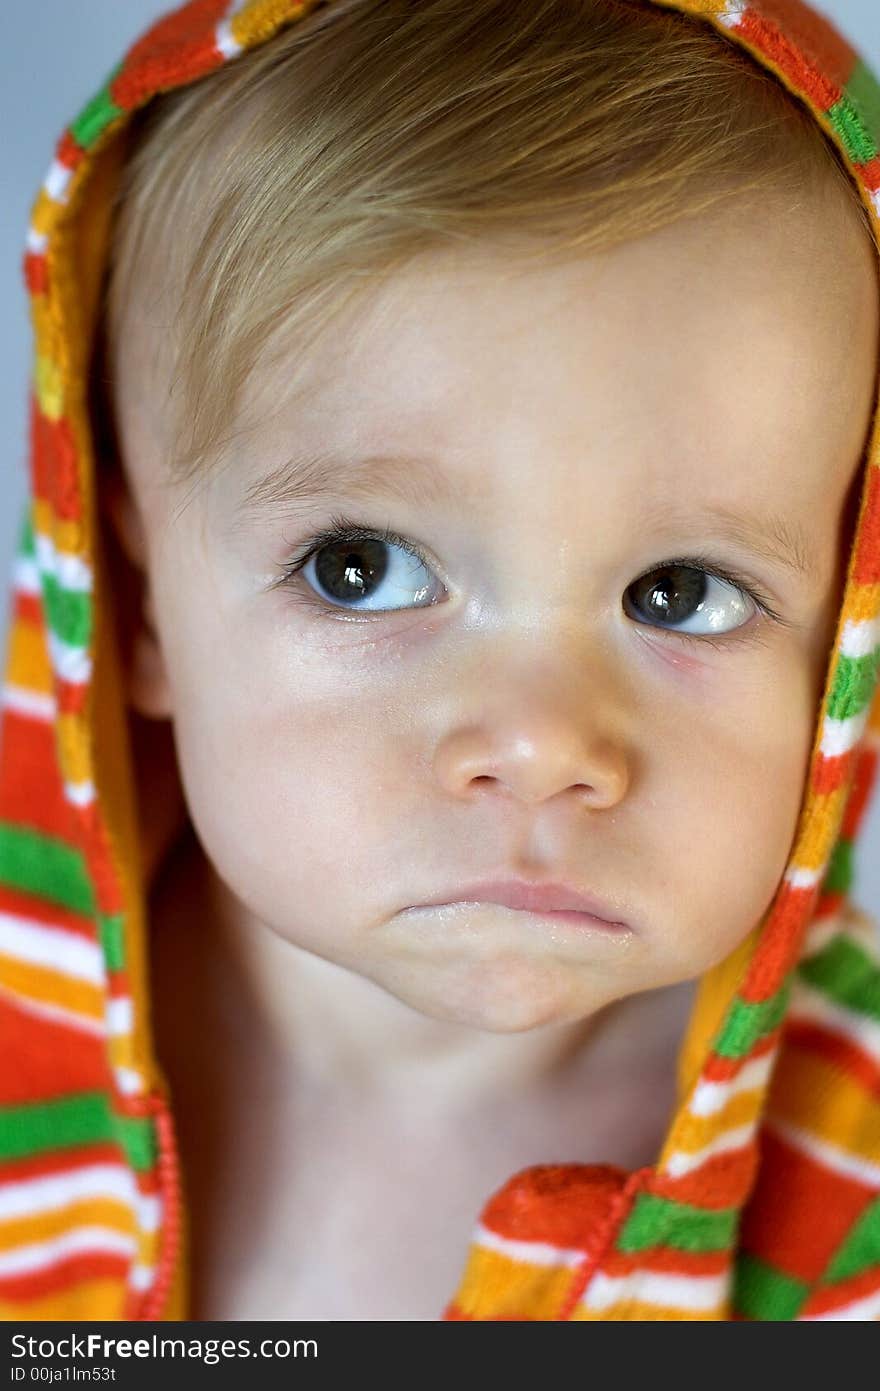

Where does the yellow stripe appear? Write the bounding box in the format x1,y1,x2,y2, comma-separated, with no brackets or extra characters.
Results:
57,711,93,785
7,619,54,695
29,187,61,243
108,1029,136,1074
0,956,104,1022
0,1198,136,1255
668,1086,764,1158
454,1246,575,1320
769,1045,880,1165
230,0,317,48
0,1276,127,1321
794,784,848,869
33,500,84,556
34,351,64,422
31,295,61,367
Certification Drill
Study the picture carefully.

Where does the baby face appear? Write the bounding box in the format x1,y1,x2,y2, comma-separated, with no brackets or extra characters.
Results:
110,185,878,1034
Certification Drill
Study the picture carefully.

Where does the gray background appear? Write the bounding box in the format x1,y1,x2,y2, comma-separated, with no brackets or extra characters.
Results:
2,1,879,919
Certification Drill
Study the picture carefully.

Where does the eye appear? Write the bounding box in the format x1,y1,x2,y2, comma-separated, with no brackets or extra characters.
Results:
279,517,445,613
623,562,763,643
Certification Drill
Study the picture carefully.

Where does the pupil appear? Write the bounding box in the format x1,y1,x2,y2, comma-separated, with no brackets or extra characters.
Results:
642,566,706,623
315,539,388,602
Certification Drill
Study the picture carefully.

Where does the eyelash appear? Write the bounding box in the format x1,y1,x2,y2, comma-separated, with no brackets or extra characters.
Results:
270,510,787,647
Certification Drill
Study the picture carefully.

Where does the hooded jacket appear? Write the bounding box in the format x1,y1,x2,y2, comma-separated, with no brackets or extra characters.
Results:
1,0,880,1323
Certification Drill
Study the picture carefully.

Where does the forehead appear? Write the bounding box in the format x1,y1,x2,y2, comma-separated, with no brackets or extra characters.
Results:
229,186,878,496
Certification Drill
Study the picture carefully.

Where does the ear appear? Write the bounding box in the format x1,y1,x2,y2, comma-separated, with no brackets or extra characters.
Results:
100,466,174,722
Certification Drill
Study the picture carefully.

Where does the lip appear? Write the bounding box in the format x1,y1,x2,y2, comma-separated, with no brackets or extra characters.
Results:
414,878,632,928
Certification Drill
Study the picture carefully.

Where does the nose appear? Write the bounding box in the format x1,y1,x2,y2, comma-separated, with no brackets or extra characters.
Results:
431,680,630,809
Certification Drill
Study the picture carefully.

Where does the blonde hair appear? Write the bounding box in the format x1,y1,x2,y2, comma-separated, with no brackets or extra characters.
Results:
102,0,874,492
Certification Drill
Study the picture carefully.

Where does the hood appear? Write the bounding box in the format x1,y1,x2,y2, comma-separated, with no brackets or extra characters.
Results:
2,0,880,1322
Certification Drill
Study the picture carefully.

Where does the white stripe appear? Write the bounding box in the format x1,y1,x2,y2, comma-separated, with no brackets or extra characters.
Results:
801,1286,880,1321
789,978,880,1064
114,1065,147,1097
106,995,133,1036
214,19,243,58
803,911,880,962
765,1116,880,1187
840,615,880,661
64,779,96,809
129,1262,156,1293
581,1269,728,1314
821,710,870,760
689,1051,776,1118
0,980,105,1038
801,911,847,958
0,911,104,986
0,1225,136,1279
216,0,263,59
785,864,823,891
43,158,73,206
474,1220,586,1268
0,685,56,722
871,188,880,221
26,226,48,256
47,626,91,686
664,1123,755,1180
0,1164,159,1233
717,3,747,30
12,553,40,595
34,531,93,593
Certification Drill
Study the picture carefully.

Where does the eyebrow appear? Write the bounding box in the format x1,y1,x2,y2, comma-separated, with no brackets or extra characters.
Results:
237,448,820,583
238,448,466,516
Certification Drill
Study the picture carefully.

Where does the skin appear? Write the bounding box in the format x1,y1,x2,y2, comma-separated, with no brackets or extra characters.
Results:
103,184,877,1314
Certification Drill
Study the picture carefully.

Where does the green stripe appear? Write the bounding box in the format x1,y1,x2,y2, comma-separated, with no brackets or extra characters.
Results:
99,913,126,973
713,983,790,1061
846,59,880,151
823,1197,880,1285
821,837,853,898
0,1092,156,1172
70,65,125,150
0,821,95,917
798,936,880,1025
826,648,880,724
41,573,92,650
19,507,35,561
733,1252,809,1321
616,1193,737,1254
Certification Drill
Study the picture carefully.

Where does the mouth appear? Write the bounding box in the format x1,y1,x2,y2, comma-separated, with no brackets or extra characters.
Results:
409,878,633,931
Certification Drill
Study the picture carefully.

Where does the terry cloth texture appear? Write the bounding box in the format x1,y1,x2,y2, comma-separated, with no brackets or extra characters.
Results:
2,0,880,1321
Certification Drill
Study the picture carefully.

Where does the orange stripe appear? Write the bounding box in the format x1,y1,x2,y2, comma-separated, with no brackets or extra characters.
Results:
0,1250,130,1304
650,1145,759,1210
801,1263,880,1318
602,1247,729,1278
784,1019,880,1099
740,1127,874,1283
0,882,96,937
702,1030,779,1084
0,1142,130,1185
0,989,108,1103
768,1045,880,1164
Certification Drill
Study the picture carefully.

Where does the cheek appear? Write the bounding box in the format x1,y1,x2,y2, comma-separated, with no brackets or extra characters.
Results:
162,603,406,941
653,651,821,977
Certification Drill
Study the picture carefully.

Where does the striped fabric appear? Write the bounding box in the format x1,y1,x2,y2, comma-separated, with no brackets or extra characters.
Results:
1,0,879,1322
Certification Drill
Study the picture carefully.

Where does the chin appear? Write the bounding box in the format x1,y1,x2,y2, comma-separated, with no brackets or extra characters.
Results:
386,961,595,1033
